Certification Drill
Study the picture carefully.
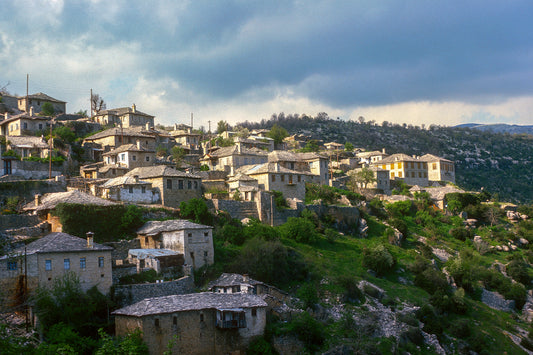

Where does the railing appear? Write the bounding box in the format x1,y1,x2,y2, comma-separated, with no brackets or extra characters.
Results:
216,319,246,329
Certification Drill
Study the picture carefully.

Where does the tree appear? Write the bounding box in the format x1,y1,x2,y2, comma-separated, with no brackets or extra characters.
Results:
75,110,88,117
217,120,229,134
41,102,55,116
91,93,106,116
171,146,186,168
235,127,250,139
301,139,320,153
347,168,376,191
267,124,288,145
344,142,354,152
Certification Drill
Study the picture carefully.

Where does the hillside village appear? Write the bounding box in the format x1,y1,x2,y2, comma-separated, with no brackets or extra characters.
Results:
1,92,533,354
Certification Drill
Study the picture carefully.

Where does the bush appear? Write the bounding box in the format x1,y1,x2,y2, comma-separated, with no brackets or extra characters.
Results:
180,198,212,225
414,268,450,295
297,283,319,310
287,312,325,352
324,228,339,243
247,337,276,355
449,318,471,339
335,275,364,303
506,258,532,286
279,217,319,243
271,190,288,209
450,227,471,241
362,244,395,276
416,304,443,334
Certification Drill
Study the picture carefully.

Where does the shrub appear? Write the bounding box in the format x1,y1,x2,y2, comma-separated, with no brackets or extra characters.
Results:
506,258,532,286
287,312,325,352
297,283,319,310
180,198,212,225
243,219,280,241
362,244,395,276
324,228,338,243
416,304,443,334
450,227,471,241
279,217,319,243
271,190,288,209
449,318,471,339
400,327,424,346
415,268,450,295
335,275,364,303
247,337,276,355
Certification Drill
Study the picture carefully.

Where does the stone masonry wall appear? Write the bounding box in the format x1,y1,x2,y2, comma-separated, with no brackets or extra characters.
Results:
0,215,40,231
208,199,259,220
113,276,194,306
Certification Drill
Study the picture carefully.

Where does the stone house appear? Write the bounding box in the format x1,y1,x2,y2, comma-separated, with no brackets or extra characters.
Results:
324,142,344,150
136,219,214,270
17,92,66,114
79,162,129,179
200,144,268,173
268,150,329,185
356,149,389,164
227,173,259,201
0,232,113,301
83,127,157,160
419,154,456,184
91,104,154,128
124,166,203,208
100,175,159,204
349,166,390,192
102,142,155,169
112,292,267,355
4,135,49,159
127,249,184,273
239,162,312,201
170,124,201,153
0,111,50,136
234,136,274,152
376,153,429,187
23,190,117,232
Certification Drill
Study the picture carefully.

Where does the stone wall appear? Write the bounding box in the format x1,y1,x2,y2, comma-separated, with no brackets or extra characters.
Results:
0,214,40,231
0,179,67,205
5,160,67,180
104,239,141,263
208,199,259,220
113,276,194,306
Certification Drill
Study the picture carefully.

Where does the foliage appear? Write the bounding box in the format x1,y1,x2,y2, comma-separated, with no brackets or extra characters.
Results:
299,139,320,152
0,323,37,355
1,196,20,215
247,336,277,355
231,238,307,287
156,144,167,157
391,181,411,196
335,274,364,303
344,142,354,152
38,323,97,354
270,190,288,209
362,244,395,276
53,203,145,241
305,182,364,205
200,164,210,171
41,102,55,116
90,93,106,115
95,328,148,355
32,273,113,340
2,149,19,158
506,257,532,286
287,312,325,352
279,217,319,243
350,168,376,190
74,109,88,117
217,120,229,134
446,192,481,213
297,283,319,310
179,198,212,225
171,146,186,167
53,126,76,144
266,123,288,145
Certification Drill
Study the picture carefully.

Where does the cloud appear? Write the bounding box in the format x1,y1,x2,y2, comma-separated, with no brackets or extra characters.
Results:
1,0,532,126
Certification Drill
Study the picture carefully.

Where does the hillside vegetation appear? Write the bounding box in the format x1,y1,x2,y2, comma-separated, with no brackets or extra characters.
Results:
239,113,533,203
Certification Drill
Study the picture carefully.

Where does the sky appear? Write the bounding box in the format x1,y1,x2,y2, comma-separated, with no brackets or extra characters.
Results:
1,0,532,129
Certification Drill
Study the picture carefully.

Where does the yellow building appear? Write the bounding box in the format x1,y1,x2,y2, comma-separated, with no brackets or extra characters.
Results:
377,153,429,186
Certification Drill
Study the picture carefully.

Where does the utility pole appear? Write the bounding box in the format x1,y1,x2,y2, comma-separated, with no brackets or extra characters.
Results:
90,89,93,118
190,112,193,129
26,74,29,113
24,247,28,332
49,118,54,179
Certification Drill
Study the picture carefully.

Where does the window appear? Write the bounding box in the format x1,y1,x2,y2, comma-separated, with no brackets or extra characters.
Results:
271,175,276,182
204,251,208,257
178,180,184,189
188,180,192,189
173,316,177,326
45,260,52,271
432,163,437,170
390,172,395,178
167,179,172,189
80,258,86,269
23,122,27,129
132,155,137,161
155,318,160,327
252,308,257,317
194,181,198,189
188,233,192,238
146,156,150,162
7,261,17,270
98,257,104,268
141,186,146,193
281,175,285,182
289,175,293,184
398,171,403,178
204,232,208,237
298,175,301,182
411,172,415,178
64,259,70,270
129,187,133,193
200,314,204,322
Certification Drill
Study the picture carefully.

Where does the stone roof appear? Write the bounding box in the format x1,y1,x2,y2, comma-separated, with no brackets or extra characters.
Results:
0,113,49,126
102,143,155,155
23,189,117,211
101,175,151,188
125,165,201,179
128,249,181,259
137,220,213,236
93,106,153,118
4,232,112,258
7,135,48,149
227,173,256,182
112,292,267,317
357,150,388,158
99,164,129,174
24,92,66,103
84,127,154,141
205,145,267,158
379,153,419,164
242,162,313,176
419,154,454,163
268,150,325,162
207,273,263,290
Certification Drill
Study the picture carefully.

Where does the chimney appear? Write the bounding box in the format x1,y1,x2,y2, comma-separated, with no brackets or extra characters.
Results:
237,142,242,154
34,194,41,207
132,104,136,113
134,175,139,183
275,163,280,172
243,274,249,282
30,106,34,116
4,112,8,120
86,231,94,248
137,140,141,149
382,148,386,154
146,122,150,131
